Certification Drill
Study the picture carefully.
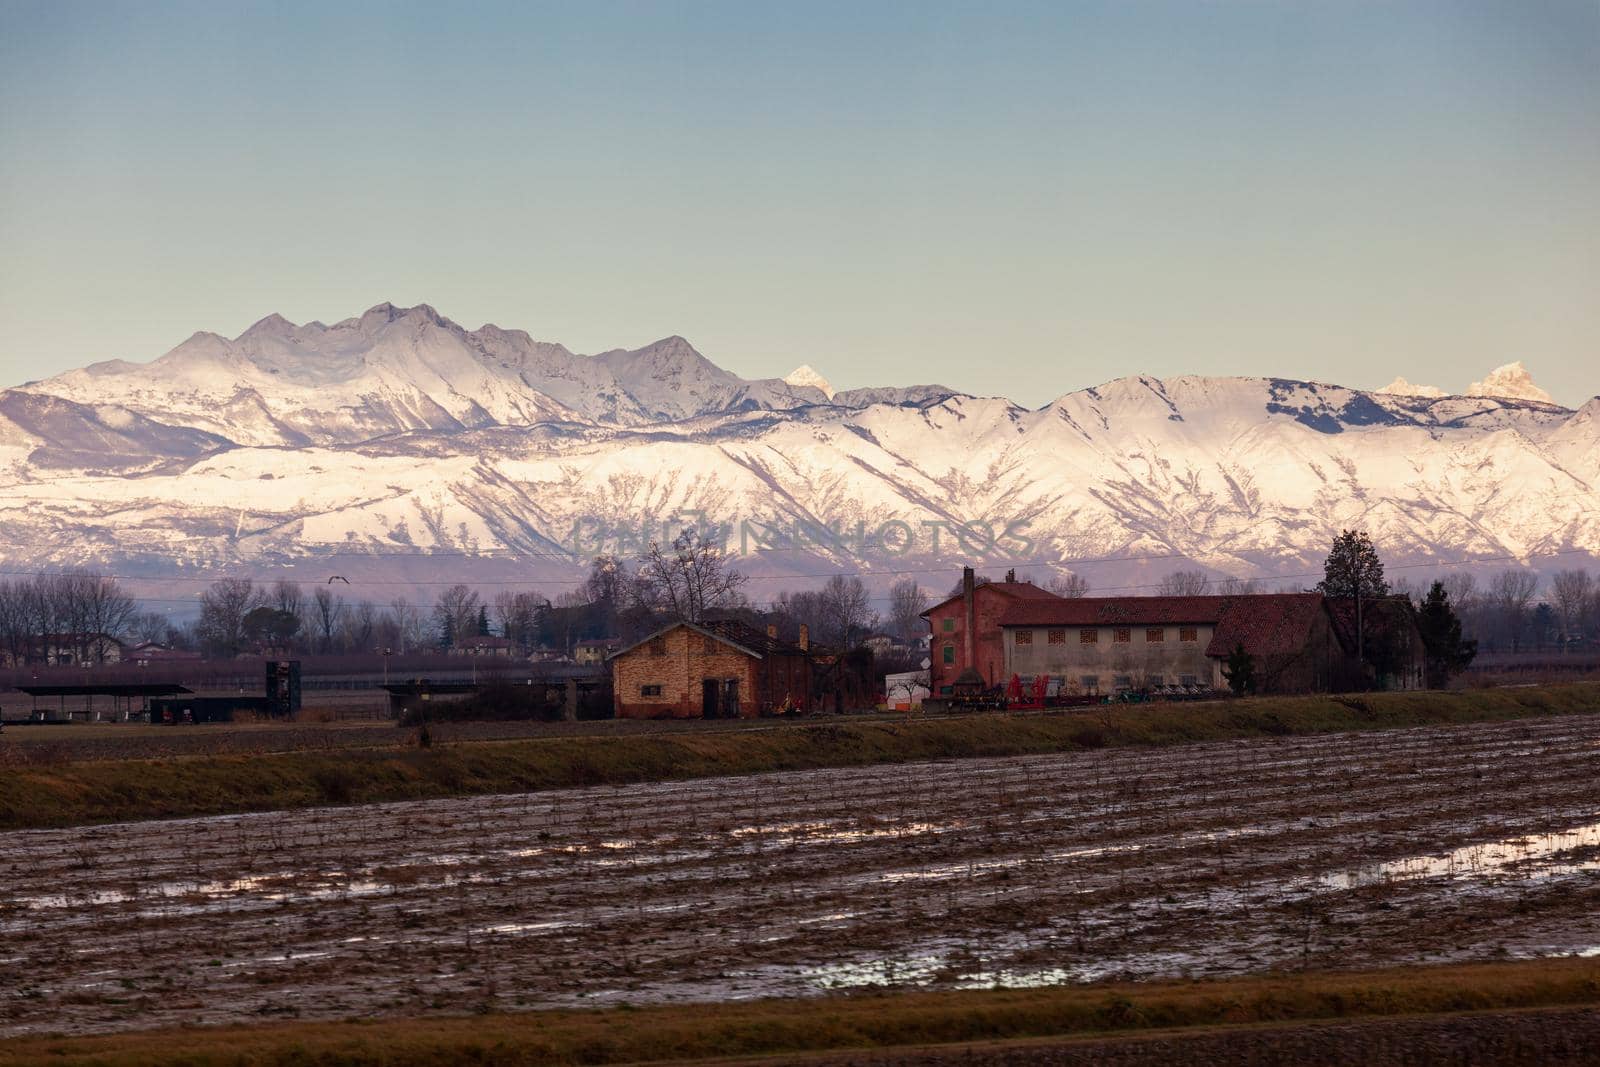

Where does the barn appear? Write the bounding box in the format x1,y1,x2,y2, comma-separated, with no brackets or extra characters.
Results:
609,619,813,719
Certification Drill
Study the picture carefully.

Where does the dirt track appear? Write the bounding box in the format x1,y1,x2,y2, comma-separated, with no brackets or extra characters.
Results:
3,714,1599,1037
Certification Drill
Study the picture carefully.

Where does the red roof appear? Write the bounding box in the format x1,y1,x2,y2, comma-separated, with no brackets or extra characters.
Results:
998,593,1330,660
922,581,1061,617
999,594,1242,627
1206,594,1327,658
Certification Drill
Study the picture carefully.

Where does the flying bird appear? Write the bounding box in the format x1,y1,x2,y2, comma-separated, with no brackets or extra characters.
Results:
327,575,350,584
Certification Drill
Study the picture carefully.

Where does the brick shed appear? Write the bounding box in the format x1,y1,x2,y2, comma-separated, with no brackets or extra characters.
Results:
609,619,812,719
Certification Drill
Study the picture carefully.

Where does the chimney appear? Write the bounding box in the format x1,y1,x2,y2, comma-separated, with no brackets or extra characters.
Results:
962,565,977,671
798,624,809,651
767,624,778,640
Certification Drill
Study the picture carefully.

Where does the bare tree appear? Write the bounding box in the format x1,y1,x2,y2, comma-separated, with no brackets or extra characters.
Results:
887,578,930,642
198,578,263,657
342,600,377,652
432,584,481,648
388,597,427,653
129,611,173,646
821,574,875,649
771,588,831,644
0,581,32,666
1049,572,1091,598
1157,569,1209,596
1216,576,1262,595
1551,569,1593,640
636,529,746,623
1441,572,1479,613
494,590,543,653
270,579,305,618
1489,569,1538,651
311,585,347,653
75,572,136,662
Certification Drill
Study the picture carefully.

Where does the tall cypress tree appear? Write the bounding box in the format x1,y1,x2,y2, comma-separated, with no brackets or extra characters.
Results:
1222,642,1256,696
1416,580,1476,688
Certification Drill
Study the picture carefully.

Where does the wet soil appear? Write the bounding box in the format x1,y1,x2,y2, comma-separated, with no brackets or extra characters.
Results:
3,714,1598,1037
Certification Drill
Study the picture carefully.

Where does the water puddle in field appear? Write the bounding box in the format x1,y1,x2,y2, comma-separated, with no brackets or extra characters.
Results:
730,820,952,844
1320,820,1600,891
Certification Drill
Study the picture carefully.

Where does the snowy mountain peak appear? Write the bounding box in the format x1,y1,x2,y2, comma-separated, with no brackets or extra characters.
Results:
354,302,451,333
784,364,836,400
1,306,1596,587
240,312,297,339
1468,362,1553,404
1377,376,1446,398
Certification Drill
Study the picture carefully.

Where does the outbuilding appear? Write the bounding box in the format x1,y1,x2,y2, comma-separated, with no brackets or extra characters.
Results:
609,619,812,719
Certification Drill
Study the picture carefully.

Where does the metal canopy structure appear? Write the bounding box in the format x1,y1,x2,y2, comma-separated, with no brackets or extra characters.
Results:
16,683,193,722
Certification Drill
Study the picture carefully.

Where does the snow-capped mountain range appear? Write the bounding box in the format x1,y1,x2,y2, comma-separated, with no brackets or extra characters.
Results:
1,302,1596,600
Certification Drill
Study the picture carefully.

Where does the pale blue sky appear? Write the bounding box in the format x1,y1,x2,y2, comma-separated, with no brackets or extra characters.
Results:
1,1,1595,405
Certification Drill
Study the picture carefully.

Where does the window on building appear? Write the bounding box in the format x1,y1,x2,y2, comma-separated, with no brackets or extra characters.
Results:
943,644,955,664
649,637,667,656
1113,674,1133,691
1015,629,1033,645
1146,628,1165,643
1149,674,1164,687
1047,629,1066,645
942,618,956,632
1180,627,1198,642
1081,674,1099,692
640,684,663,697
1114,627,1131,643
1179,674,1198,687
1079,629,1098,644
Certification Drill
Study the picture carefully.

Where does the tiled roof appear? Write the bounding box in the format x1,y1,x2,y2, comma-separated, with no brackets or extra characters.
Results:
921,581,1062,617
698,619,809,657
1324,597,1419,653
1206,594,1327,658
999,595,1242,627
609,619,809,661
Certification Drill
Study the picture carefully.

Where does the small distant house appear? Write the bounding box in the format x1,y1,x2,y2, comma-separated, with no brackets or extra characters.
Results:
452,635,514,658
573,637,620,665
3,633,127,668
862,633,901,657
609,619,812,719
128,642,202,666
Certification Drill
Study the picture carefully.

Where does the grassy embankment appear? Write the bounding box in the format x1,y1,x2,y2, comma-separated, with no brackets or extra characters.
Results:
0,683,1595,830
1,957,1597,1067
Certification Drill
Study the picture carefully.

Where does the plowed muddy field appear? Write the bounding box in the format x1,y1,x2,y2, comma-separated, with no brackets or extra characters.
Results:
3,714,1598,1037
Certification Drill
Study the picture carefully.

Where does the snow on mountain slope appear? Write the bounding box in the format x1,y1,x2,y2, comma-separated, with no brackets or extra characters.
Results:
2,303,1597,590
18,304,898,447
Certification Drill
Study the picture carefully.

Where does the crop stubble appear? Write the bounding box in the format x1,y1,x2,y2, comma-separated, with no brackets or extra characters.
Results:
2,714,1598,1037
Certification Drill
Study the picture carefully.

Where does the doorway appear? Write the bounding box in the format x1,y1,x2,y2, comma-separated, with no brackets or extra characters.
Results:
701,678,719,719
